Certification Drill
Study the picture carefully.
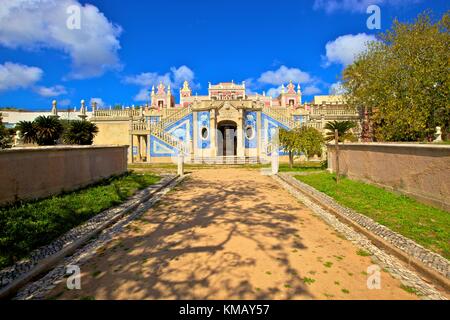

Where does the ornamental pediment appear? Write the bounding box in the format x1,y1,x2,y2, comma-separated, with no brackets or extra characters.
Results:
218,102,239,118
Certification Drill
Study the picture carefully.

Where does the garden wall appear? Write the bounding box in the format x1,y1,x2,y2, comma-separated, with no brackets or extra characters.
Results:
327,143,450,211
0,145,128,206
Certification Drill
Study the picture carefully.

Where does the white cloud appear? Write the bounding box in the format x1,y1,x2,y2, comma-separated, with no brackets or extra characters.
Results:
124,66,199,102
329,81,347,95
59,99,71,107
35,85,67,97
90,97,106,108
303,85,321,95
0,61,43,92
313,0,419,14
0,0,122,79
258,66,312,85
323,33,377,67
266,86,283,98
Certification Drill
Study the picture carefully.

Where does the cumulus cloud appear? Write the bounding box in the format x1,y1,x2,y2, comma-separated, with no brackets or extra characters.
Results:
90,97,106,108
0,61,43,92
266,86,283,98
303,85,321,95
35,85,67,97
313,0,420,14
124,65,199,102
323,33,377,67
0,0,122,79
329,81,347,95
258,66,312,85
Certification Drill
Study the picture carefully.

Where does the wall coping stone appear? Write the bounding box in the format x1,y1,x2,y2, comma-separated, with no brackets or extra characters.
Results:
0,145,129,154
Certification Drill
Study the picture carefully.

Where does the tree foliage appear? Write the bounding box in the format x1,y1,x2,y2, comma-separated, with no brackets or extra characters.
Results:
342,11,450,141
324,120,357,142
16,120,37,144
63,120,99,145
33,116,64,146
0,113,12,149
279,126,324,166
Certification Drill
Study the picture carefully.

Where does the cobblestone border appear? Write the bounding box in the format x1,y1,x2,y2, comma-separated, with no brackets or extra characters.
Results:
0,174,178,299
14,174,186,300
273,174,448,300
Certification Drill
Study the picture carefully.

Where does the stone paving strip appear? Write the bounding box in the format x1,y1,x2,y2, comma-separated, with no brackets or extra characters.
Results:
273,174,448,300
0,174,179,299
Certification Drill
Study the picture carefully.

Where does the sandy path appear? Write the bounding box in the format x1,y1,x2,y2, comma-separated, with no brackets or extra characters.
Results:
48,169,417,300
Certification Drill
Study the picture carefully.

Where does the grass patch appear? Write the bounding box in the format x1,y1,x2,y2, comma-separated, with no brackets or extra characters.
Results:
295,173,450,259
341,289,350,294
356,249,372,257
0,172,160,269
400,284,421,296
323,261,333,268
302,277,316,285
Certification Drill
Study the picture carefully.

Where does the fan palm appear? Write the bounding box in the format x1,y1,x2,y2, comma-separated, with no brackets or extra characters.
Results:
324,120,356,142
16,120,37,144
63,120,99,145
33,116,64,146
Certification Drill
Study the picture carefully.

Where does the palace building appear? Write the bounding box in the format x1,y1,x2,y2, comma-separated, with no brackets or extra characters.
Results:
89,80,359,164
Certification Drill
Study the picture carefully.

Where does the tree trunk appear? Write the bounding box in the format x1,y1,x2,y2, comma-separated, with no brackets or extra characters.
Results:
335,129,340,184
289,151,293,169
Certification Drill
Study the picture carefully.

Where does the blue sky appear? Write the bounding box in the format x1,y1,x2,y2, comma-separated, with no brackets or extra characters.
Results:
0,0,448,111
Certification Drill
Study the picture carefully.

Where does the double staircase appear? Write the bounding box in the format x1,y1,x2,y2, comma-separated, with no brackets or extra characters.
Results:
262,106,298,129
132,106,193,155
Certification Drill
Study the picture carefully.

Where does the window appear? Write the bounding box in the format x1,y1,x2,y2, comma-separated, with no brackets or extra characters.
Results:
245,125,255,140
201,127,209,140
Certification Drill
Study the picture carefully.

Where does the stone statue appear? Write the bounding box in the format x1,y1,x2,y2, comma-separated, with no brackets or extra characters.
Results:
434,126,442,143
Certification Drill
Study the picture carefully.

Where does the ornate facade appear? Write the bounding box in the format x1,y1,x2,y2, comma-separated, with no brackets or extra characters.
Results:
90,81,359,164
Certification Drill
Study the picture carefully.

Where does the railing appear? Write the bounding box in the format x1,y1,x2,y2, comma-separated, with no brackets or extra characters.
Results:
262,106,296,129
310,106,358,117
159,106,192,129
94,109,140,118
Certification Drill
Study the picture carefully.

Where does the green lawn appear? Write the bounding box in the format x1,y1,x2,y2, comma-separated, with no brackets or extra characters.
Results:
295,173,450,259
0,172,160,269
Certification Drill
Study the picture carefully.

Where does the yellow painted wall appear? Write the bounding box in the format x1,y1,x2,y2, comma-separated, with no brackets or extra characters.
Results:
93,121,129,146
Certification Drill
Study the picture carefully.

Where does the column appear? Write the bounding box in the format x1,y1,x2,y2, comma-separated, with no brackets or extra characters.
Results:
256,110,262,161
193,111,198,158
146,135,151,163
236,109,244,157
137,136,142,161
210,109,217,157
128,133,134,164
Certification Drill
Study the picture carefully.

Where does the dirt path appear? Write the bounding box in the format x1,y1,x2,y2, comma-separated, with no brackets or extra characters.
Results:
48,169,418,300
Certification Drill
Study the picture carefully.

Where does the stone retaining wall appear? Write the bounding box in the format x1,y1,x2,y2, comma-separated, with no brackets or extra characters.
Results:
327,143,450,211
0,145,128,206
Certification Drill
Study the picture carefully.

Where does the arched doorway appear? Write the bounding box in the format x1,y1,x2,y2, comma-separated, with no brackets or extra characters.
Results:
217,120,237,156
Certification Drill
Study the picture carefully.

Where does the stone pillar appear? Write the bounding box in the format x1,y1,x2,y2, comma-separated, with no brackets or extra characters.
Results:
177,150,184,176
271,146,279,175
237,109,244,157
210,109,217,157
193,111,199,158
146,135,151,163
128,131,134,164
256,110,262,161
137,135,142,162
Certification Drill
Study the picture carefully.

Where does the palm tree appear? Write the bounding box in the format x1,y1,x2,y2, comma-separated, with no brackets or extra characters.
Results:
63,120,99,145
33,116,64,146
16,120,37,144
324,120,356,142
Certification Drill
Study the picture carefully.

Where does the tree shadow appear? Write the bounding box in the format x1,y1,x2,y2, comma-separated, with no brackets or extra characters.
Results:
57,170,315,300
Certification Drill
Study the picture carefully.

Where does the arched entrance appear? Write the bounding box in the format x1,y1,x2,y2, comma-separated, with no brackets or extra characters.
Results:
217,120,237,156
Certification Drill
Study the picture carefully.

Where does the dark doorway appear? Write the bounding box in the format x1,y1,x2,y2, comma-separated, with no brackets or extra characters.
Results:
217,121,237,156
